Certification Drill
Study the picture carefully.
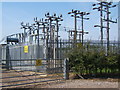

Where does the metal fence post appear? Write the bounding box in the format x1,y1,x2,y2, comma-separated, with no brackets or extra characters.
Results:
6,45,10,70
64,58,69,80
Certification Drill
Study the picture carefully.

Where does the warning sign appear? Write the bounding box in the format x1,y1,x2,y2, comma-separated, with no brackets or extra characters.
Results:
36,60,42,66
24,45,28,53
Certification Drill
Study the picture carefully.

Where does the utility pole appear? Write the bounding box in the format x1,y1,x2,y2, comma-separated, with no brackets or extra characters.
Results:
40,18,49,59
102,2,117,53
34,17,41,59
93,1,117,53
79,12,89,45
54,14,63,59
68,9,89,46
106,4,110,53
33,18,49,59
68,9,80,46
93,2,104,46
45,13,63,59
45,13,54,59
100,2,103,46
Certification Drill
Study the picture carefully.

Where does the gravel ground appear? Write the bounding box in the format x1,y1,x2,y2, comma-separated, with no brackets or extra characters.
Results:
39,79,119,88
1,70,119,88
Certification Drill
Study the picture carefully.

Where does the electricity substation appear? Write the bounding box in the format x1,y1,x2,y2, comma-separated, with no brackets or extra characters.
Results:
0,1,119,88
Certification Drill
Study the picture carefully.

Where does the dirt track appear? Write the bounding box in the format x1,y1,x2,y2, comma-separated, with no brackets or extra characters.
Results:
1,70,119,88
39,79,119,88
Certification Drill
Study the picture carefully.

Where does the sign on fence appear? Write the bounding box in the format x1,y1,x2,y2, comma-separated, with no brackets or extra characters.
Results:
24,45,28,53
36,60,42,66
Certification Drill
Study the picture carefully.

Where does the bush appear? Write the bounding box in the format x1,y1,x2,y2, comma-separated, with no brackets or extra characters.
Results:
67,43,119,77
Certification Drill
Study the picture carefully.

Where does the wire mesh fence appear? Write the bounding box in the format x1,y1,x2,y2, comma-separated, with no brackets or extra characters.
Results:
0,40,120,88
0,40,120,60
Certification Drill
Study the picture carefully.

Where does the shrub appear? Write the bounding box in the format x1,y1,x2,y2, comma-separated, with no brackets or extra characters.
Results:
67,43,119,77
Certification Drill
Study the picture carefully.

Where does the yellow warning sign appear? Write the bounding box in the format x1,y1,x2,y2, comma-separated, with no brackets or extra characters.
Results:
24,45,28,53
36,60,42,66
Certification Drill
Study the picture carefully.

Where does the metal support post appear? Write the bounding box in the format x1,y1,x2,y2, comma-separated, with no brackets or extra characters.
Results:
6,45,10,70
49,19,52,59
79,33,81,42
24,28,26,43
46,27,49,59
64,58,69,80
56,20,59,59
81,15,84,45
37,24,40,59
106,5,110,54
100,2,103,47
74,14,77,46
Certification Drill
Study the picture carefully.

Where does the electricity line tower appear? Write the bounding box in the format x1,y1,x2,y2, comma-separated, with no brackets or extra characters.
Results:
93,1,117,53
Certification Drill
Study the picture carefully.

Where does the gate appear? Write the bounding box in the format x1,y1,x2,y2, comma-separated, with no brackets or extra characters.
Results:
0,44,67,88
0,59,64,88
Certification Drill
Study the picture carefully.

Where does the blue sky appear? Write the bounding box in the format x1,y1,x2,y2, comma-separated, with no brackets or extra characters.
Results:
1,2,118,41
